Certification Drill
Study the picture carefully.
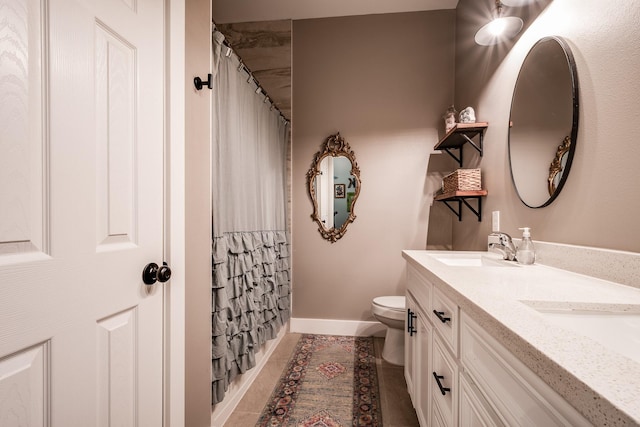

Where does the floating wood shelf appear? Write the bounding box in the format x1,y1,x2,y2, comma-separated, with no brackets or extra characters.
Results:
434,190,488,222
434,122,488,167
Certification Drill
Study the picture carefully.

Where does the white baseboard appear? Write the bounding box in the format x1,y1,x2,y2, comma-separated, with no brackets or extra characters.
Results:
210,323,288,427
290,317,386,337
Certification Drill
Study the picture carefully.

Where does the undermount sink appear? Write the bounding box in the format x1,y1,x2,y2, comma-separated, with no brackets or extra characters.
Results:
521,301,640,363
432,252,518,268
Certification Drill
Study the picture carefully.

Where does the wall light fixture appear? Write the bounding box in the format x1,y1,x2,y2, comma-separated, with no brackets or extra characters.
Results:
501,0,535,6
475,0,524,46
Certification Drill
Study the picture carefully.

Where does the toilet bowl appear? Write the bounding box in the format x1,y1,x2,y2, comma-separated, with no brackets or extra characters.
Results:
371,296,406,366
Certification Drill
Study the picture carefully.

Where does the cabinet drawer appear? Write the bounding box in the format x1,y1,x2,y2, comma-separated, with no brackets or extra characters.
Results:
432,286,458,355
460,313,591,427
432,333,458,427
406,264,431,313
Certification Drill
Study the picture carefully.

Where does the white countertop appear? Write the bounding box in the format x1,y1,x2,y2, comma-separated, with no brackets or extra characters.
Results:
402,250,640,426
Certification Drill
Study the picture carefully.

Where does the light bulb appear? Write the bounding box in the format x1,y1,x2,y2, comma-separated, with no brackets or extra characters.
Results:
488,17,508,35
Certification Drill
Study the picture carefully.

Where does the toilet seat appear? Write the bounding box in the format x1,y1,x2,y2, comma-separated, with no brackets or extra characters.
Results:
372,296,405,310
372,296,406,321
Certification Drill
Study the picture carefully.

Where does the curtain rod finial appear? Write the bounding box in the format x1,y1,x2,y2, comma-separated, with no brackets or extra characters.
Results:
194,73,212,90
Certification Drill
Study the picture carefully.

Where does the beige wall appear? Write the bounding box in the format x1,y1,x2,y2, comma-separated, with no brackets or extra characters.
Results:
185,0,212,423
453,0,640,253
292,11,456,321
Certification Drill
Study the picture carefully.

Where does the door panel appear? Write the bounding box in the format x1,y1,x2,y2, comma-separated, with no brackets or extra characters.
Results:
95,23,137,249
97,308,138,427
0,342,50,427
0,0,47,257
0,0,166,423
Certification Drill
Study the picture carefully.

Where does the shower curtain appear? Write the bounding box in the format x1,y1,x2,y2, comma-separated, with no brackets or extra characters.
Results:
210,30,291,405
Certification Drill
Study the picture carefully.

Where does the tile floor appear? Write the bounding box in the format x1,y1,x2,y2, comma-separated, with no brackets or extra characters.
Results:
224,333,420,426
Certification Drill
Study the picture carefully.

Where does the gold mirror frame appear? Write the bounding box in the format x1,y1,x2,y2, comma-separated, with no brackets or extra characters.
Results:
306,133,361,243
548,136,571,196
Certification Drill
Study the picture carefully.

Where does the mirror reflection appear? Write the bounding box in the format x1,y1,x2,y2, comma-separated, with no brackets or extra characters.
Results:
307,133,361,242
509,36,579,208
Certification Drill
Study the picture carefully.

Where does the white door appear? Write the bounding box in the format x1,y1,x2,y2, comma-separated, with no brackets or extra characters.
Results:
0,0,167,423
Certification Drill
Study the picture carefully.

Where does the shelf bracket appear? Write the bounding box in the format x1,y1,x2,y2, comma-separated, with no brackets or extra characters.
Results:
433,123,487,168
441,200,462,221
442,147,462,166
460,132,483,157
440,197,483,222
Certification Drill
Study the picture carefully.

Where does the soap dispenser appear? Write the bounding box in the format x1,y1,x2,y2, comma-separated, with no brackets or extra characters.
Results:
516,227,536,265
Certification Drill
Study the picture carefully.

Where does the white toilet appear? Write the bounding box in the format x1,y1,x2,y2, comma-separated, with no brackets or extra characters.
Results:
371,296,406,366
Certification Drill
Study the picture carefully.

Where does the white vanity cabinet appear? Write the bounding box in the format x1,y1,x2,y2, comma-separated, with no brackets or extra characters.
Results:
404,262,591,427
460,313,590,426
405,264,459,427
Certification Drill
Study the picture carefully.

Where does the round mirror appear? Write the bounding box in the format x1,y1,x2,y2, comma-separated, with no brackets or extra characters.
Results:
509,36,579,208
307,133,361,242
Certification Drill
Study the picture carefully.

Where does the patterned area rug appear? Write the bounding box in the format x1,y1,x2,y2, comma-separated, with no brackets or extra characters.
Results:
256,334,382,426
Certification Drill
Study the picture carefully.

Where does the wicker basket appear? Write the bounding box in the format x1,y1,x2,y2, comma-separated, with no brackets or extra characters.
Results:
442,168,482,193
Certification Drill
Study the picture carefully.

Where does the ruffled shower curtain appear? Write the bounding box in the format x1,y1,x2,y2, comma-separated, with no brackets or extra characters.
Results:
210,30,291,405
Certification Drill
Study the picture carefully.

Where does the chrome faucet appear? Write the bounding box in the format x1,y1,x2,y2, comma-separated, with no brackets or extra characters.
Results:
488,232,517,261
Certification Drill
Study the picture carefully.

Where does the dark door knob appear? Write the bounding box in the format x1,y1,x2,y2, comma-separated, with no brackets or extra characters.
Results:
143,262,172,285
157,262,172,282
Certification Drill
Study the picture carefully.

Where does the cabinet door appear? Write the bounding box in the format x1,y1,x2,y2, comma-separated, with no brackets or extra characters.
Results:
415,313,432,427
405,292,417,402
459,372,504,427
431,396,450,427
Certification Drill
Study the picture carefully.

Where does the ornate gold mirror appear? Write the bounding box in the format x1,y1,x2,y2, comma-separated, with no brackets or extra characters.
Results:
306,133,361,242
509,36,579,208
